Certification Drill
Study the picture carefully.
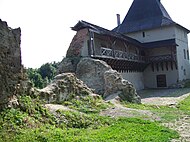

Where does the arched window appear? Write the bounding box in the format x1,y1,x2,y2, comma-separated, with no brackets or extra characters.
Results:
184,49,186,59
187,50,189,60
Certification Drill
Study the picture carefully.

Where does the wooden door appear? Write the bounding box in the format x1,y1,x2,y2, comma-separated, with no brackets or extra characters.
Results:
157,74,167,87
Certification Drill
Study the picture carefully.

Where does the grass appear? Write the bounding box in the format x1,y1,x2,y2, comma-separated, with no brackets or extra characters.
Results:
4,91,190,142
177,94,190,111
0,118,179,142
61,95,110,113
123,90,190,123
123,102,183,122
56,110,113,129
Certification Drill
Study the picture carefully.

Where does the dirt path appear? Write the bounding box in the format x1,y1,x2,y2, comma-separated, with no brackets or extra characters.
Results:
139,88,190,106
163,115,190,142
45,89,190,141
101,88,190,142
139,89,190,141
100,99,160,121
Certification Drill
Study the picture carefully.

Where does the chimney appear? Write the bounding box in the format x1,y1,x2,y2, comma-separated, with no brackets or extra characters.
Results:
116,14,121,26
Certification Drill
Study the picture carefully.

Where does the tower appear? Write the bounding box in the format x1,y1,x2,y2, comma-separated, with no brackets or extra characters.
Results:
114,0,190,88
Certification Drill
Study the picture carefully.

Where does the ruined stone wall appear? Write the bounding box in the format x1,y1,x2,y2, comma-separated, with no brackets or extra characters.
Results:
66,28,88,57
0,19,22,108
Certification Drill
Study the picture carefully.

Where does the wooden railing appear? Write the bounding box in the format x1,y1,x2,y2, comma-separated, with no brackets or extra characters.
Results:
99,47,176,63
148,54,177,62
100,47,146,62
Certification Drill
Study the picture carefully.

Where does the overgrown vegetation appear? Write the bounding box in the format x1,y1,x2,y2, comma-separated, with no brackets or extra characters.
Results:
56,110,113,129
62,95,110,113
0,93,180,142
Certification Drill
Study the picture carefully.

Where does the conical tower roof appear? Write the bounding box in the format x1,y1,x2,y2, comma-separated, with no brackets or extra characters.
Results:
114,0,176,33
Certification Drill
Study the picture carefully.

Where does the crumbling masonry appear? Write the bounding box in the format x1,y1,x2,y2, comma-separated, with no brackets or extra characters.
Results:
0,19,22,109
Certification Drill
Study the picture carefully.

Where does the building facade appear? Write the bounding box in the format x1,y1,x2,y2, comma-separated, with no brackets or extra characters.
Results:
68,0,190,90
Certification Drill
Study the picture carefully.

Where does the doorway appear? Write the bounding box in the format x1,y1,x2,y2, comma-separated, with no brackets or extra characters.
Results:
157,74,167,87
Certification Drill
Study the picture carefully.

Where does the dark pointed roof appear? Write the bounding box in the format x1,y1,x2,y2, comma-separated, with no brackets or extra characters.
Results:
113,0,189,33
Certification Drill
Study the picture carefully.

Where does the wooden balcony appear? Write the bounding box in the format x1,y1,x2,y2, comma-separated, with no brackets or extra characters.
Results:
148,54,177,63
99,47,146,63
91,47,177,72
93,47,176,63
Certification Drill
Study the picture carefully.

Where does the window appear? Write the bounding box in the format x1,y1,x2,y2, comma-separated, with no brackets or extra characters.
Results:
187,50,189,60
184,49,186,59
184,69,186,76
184,32,187,39
142,32,145,38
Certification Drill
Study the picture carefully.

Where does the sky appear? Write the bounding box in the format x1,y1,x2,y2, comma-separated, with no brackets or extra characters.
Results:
0,0,190,68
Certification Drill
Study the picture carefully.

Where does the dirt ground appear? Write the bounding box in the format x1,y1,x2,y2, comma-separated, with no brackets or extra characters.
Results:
138,88,190,106
46,88,190,141
101,88,190,142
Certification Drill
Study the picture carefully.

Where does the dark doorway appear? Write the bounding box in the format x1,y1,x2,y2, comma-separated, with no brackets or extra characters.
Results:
157,74,167,87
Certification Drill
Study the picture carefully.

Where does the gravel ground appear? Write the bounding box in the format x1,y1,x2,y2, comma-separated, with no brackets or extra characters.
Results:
102,88,190,142
138,88,190,106
45,88,190,141
163,115,190,142
100,99,160,121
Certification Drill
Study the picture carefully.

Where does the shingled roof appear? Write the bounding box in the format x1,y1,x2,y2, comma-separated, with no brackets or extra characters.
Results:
113,0,189,33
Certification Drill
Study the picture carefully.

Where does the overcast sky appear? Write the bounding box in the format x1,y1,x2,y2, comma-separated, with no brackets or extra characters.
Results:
0,0,190,68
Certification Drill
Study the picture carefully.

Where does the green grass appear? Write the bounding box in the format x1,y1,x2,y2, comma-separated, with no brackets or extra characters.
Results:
122,91,190,123
6,90,190,142
56,110,113,129
123,102,183,122
61,95,110,113
177,95,190,111
0,118,179,142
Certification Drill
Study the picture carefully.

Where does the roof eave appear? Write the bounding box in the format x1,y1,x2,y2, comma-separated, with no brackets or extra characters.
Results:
175,23,190,33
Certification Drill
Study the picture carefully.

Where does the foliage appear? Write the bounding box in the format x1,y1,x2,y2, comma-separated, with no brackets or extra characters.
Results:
0,95,56,129
26,62,59,89
27,68,45,88
38,63,56,80
18,95,56,123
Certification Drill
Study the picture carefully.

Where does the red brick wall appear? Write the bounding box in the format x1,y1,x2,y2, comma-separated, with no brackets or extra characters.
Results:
66,28,88,57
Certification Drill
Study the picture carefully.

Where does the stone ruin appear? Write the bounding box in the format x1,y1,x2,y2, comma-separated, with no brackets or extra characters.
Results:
0,19,140,110
57,57,141,103
0,19,23,109
56,30,141,103
40,29,141,103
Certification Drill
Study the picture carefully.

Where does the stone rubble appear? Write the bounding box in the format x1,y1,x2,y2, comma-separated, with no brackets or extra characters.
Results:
39,73,94,103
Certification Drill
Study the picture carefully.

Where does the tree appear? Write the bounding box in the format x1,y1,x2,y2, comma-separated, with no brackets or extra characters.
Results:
27,68,44,89
38,63,56,80
26,61,60,89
